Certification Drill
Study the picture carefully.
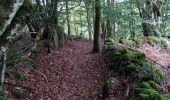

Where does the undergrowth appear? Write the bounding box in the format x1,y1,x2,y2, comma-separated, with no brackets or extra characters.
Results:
106,38,169,100
147,36,168,47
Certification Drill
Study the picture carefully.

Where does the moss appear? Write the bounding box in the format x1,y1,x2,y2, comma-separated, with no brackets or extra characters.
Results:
13,69,27,81
0,19,5,30
106,38,115,43
149,93,164,100
12,90,25,99
139,82,152,89
148,36,159,46
106,39,165,99
30,60,38,69
133,38,143,47
7,50,21,66
121,49,146,62
31,48,39,54
138,93,149,99
148,81,160,90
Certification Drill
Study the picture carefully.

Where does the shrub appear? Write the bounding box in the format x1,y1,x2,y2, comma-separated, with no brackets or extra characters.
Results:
160,37,168,47
147,36,159,46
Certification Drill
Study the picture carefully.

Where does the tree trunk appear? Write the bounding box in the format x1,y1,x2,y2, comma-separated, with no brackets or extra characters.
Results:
51,0,58,24
66,0,71,37
85,3,92,41
106,0,112,38
137,0,163,36
93,0,101,53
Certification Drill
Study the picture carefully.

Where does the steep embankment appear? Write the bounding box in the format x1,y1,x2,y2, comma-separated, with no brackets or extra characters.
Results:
136,40,170,68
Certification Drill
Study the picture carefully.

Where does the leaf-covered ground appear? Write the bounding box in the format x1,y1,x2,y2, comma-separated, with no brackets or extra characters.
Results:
6,39,112,99
136,39,170,69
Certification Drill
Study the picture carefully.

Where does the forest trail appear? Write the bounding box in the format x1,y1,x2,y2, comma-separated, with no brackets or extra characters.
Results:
7,39,111,99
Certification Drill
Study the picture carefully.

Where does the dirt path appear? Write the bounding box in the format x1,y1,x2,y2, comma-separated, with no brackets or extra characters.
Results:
7,40,111,100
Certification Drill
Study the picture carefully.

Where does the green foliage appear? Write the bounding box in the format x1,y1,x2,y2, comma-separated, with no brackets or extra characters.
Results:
0,86,11,100
148,81,161,90
7,50,21,66
31,48,39,54
30,60,38,69
12,90,25,99
106,38,116,49
147,36,159,46
133,37,143,47
12,69,27,81
119,39,133,47
160,37,168,47
134,87,164,100
139,82,152,89
0,19,5,30
147,36,168,47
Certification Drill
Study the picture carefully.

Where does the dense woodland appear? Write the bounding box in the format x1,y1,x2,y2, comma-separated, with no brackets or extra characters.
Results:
0,0,170,99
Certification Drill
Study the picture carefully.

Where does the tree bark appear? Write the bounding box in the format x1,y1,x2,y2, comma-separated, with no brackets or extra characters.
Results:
93,0,101,53
66,0,71,37
137,0,163,36
85,3,92,41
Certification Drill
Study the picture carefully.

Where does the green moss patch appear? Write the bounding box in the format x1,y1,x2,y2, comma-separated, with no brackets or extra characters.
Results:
106,38,167,100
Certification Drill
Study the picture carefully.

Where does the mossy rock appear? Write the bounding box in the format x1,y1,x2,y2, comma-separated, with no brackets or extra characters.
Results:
121,49,146,62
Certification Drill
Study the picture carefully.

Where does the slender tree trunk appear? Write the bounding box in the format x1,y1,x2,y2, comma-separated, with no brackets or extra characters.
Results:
79,14,83,37
51,0,59,25
106,0,112,38
93,0,101,53
66,0,71,37
101,21,106,39
42,0,45,6
85,4,92,41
